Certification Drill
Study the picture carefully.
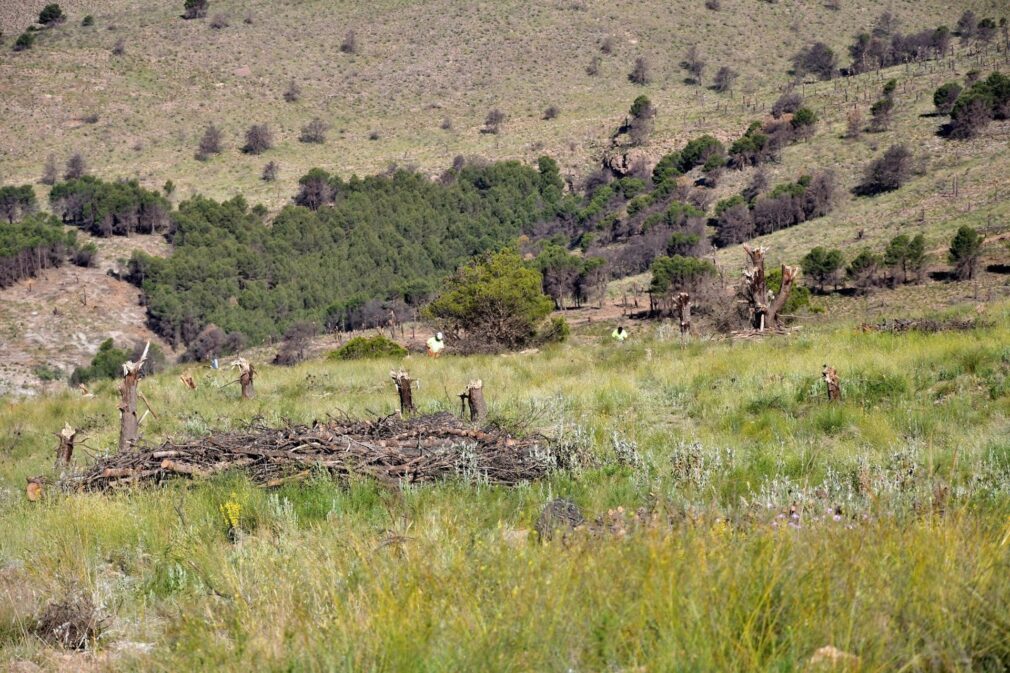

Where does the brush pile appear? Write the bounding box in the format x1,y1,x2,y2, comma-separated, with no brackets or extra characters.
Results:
861,317,983,334
58,413,561,492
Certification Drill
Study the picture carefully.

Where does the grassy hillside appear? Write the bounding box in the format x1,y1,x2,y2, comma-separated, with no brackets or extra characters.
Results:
4,300,1010,670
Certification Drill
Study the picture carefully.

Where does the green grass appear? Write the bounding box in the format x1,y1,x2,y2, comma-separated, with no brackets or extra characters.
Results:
5,300,1010,670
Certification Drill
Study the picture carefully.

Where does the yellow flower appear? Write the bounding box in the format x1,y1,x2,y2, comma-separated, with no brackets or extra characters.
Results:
220,495,242,531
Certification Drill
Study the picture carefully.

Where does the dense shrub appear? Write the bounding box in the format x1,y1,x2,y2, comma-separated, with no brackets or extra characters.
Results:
39,4,66,26
933,82,963,115
13,32,35,51
329,335,407,360
183,0,208,19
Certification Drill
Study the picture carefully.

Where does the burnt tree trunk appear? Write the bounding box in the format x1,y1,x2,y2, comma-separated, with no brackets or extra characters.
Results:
822,365,841,402
233,358,255,399
391,370,415,417
459,379,487,422
676,292,691,336
118,342,149,453
54,423,77,473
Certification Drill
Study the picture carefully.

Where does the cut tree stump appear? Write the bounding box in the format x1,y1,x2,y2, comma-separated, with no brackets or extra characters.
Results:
459,379,487,422
179,372,196,389
742,245,799,331
390,370,415,416
822,365,841,402
232,358,255,399
55,423,77,473
676,292,691,336
118,342,149,453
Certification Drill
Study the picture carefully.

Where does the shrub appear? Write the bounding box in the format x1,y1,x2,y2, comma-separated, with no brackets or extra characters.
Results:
40,155,58,185
627,95,655,145
543,105,559,120
294,168,336,209
196,123,223,160
262,161,279,182
854,144,911,196
39,4,66,26
14,32,36,51
792,42,836,80
681,46,705,85
111,38,125,56
628,57,651,85
70,338,131,385
82,15,94,26
482,109,505,134
64,153,87,180
183,0,208,20
712,66,737,93
73,242,98,267
283,80,301,103
790,107,818,136
340,30,357,54
948,226,984,280
181,324,245,362
956,10,977,38
273,322,317,366
243,124,273,154
299,118,329,143
933,82,963,115
537,316,570,345
771,92,803,118
801,246,844,291
422,249,553,351
209,13,229,29
329,335,407,360
705,0,720,10
600,36,615,54
33,363,64,382
586,56,601,76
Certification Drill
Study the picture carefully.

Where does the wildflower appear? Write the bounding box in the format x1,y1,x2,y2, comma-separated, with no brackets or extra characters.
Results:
220,493,242,541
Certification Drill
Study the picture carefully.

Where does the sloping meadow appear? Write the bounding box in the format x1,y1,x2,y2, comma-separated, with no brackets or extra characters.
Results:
3,304,1010,670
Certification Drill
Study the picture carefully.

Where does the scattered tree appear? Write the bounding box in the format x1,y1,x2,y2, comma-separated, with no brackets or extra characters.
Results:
883,233,926,283
299,117,329,143
855,144,911,196
933,82,963,115
283,80,301,103
712,66,737,93
792,42,836,81
846,249,881,292
948,226,984,279
482,108,506,134
629,56,652,85
243,124,273,154
38,4,66,26
64,153,87,180
294,168,336,209
681,46,706,85
801,246,844,291
183,0,209,20
196,123,223,160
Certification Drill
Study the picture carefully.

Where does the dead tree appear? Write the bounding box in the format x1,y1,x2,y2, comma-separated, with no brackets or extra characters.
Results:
118,342,149,453
390,370,415,416
742,245,799,330
822,365,841,401
675,292,691,336
54,423,77,473
232,358,255,399
459,379,487,422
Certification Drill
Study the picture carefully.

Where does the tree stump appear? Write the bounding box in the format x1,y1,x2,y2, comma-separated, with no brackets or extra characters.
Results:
742,245,798,331
459,379,487,422
232,358,255,399
118,342,149,453
390,370,415,416
179,371,197,390
675,292,691,336
54,423,77,473
26,477,44,502
822,365,841,402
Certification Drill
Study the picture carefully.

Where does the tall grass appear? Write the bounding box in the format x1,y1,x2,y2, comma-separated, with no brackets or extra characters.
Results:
4,305,1010,669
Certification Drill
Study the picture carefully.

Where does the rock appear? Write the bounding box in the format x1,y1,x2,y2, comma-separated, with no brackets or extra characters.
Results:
602,148,652,177
808,645,860,669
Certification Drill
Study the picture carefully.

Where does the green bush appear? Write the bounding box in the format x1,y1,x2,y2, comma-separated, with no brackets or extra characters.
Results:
70,338,131,385
537,317,570,345
329,335,407,360
82,15,94,26
33,364,64,382
39,4,66,25
14,32,36,51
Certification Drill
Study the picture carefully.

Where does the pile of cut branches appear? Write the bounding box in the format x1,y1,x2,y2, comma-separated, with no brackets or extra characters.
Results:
860,317,983,334
57,413,562,492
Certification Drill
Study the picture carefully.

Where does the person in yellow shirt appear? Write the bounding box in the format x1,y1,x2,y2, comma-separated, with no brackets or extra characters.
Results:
426,332,445,358
611,325,628,343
